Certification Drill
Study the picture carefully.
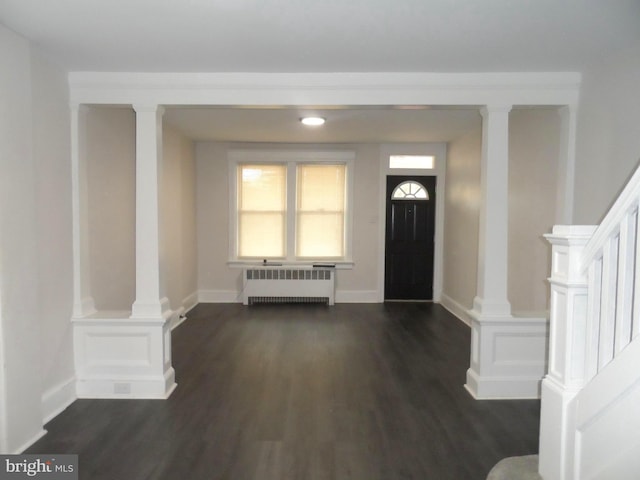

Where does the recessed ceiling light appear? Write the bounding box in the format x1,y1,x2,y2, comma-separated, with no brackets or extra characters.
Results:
300,116,325,126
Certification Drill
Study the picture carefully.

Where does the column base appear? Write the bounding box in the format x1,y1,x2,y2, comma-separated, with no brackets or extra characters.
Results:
465,310,549,399
76,368,177,399
73,314,176,400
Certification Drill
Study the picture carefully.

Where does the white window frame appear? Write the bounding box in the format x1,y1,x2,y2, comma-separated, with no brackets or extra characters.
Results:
228,149,355,266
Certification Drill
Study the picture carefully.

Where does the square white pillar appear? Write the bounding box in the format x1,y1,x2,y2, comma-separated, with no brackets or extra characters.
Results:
465,104,551,400
130,104,170,320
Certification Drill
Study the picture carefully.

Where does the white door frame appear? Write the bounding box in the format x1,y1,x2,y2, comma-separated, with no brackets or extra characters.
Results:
378,143,447,302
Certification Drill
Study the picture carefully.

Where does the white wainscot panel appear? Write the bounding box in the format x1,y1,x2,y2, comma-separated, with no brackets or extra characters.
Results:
73,316,176,399
466,316,549,399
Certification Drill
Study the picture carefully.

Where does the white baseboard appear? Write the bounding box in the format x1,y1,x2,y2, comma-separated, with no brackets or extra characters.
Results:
335,290,379,303
41,376,77,424
198,290,241,303
182,292,198,313
14,429,48,454
167,292,200,330
439,293,472,326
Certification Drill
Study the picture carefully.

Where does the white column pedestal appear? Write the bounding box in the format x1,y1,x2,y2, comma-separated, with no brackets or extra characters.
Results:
73,314,176,399
465,312,549,399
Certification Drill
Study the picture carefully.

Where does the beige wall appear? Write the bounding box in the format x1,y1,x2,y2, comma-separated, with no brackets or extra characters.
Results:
86,107,136,311
442,121,482,311
574,41,640,224
196,142,381,298
443,108,561,316
508,108,561,314
162,124,197,312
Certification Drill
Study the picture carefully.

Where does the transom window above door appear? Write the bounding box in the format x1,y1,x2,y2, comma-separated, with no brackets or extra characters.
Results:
391,181,429,200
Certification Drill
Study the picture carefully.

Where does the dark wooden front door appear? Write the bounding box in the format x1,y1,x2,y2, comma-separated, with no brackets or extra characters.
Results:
384,176,436,300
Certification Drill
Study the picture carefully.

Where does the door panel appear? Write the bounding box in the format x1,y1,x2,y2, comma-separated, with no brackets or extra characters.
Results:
385,176,436,300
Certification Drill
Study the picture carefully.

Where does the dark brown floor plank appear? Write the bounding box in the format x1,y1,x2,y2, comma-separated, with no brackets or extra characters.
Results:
27,303,540,480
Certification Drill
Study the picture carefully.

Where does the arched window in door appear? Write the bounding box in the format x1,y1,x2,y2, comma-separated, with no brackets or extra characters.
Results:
391,181,429,200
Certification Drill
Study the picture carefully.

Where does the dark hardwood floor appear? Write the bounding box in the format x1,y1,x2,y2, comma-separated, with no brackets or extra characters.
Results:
28,303,540,480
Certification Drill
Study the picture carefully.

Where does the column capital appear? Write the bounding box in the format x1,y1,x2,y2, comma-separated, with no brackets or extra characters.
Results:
132,103,165,116
480,104,513,117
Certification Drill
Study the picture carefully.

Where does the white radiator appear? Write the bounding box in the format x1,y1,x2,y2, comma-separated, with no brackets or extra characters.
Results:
242,267,335,305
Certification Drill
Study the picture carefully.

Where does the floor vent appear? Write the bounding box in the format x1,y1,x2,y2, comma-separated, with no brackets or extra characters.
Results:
243,268,335,305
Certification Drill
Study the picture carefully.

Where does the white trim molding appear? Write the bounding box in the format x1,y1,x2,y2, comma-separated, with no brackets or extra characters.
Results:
439,294,472,327
378,143,448,302
68,72,581,107
198,290,241,304
41,376,77,425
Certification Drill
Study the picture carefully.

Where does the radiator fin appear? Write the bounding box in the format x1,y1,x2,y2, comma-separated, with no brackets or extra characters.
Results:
246,269,332,281
248,296,329,305
243,267,335,306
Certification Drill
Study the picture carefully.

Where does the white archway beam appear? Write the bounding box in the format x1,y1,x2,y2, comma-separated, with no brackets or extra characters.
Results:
69,72,580,107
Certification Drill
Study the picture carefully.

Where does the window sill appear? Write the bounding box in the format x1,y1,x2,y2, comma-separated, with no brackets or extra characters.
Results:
227,260,354,270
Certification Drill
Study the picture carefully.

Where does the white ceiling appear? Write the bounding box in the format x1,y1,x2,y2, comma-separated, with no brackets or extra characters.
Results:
2,0,637,143
163,106,482,143
1,0,638,73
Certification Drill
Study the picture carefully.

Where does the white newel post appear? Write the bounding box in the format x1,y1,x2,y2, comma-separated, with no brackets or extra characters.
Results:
465,104,514,398
70,104,96,318
539,225,596,480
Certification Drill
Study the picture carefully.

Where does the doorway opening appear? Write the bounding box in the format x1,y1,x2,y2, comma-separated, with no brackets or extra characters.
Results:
384,175,436,300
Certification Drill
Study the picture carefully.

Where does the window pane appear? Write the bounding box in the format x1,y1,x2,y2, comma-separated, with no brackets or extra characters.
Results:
296,164,346,258
239,164,286,211
391,181,429,200
238,164,286,257
297,213,344,257
389,155,435,169
297,164,345,210
239,213,285,257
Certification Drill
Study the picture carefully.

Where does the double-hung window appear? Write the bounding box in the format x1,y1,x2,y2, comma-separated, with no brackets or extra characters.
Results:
230,150,354,263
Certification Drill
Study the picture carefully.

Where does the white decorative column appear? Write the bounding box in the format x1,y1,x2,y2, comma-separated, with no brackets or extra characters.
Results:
465,105,550,399
131,104,170,319
539,225,595,480
70,103,96,318
555,106,578,225
73,104,176,399
127,103,175,398
472,104,512,317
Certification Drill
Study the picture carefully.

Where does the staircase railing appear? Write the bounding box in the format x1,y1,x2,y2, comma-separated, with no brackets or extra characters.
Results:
539,161,640,480
580,166,640,379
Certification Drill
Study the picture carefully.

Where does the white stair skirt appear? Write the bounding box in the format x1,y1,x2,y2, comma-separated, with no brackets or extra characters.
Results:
73,314,176,399
465,314,549,399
